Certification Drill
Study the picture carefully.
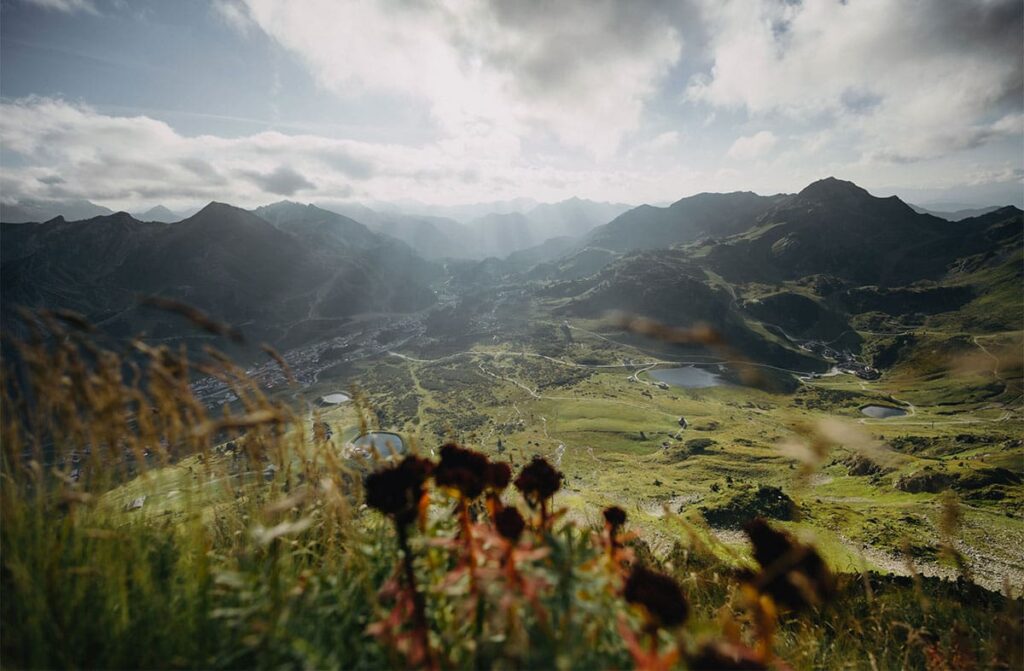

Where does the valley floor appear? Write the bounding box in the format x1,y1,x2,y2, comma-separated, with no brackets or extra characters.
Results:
190,316,1024,593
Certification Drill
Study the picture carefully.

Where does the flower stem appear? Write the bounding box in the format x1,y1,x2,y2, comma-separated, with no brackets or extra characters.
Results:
395,521,432,667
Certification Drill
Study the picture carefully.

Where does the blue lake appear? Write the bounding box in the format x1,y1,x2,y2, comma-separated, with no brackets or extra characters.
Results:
649,366,724,389
352,432,406,458
860,405,907,419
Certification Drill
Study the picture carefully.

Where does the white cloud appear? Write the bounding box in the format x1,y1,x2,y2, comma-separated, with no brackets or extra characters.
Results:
0,97,711,209
211,0,255,34
20,0,97,13
689,0,1023,162
230,0,682,158
727,130,777,160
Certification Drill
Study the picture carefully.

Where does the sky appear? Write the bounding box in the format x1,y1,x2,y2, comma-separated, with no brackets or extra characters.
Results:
1,0,1022,211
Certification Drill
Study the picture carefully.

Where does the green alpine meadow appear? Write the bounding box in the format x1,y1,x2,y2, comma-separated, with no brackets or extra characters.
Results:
1,1,1021,669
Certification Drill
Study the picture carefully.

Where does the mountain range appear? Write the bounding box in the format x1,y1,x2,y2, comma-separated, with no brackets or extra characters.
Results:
320,197,630,259
0,198,115,223
2,178,1020,373
1,202,438,348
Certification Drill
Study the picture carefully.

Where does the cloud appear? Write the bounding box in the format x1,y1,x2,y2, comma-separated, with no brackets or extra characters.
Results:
229,0,683,157
727,131,777,160
211,0,254,34
240,165,315,196
688,0,1023,162
0,97,687,208
20,0,97,13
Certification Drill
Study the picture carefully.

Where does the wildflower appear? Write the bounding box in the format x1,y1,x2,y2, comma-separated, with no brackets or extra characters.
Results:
513,456,562,508
434,443,489,500
604,505,627,530
485,461,512,492
687,641,766,670
602,505,634,568
742,517,834,611
364,455,433,526
624,566,689,629
364,455,436,669
484,460,512,519
494,506,525,544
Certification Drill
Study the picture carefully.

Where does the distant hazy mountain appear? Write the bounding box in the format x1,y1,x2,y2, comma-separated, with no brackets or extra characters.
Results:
909,204,1002,221
0,198,114,223
525,197,631,239
2,202,439,347
467,198,631,258
467,212,535,258
378,197,540,222
135,205,180,222
321,197,629,260
318,202,473,260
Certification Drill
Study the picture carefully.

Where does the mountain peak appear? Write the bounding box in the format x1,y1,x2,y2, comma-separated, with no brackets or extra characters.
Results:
798,177,872,200
138,205,179,222
796,177,917,216
194,201,243,217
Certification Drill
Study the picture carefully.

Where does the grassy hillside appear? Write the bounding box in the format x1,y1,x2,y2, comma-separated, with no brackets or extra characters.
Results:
3,315,1021,670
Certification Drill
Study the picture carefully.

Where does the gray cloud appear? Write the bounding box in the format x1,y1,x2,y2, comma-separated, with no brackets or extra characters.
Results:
240,165,315,196
320,149,375,180
690,0,1023,161
20,0,98,14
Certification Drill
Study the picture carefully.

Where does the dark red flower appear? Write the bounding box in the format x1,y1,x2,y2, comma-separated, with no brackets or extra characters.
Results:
623,566,689,629
687,641,766,670
513,456,562,508
485,461,512,491
434,443,489,499
742,517,834,610
603,506,627,529
494,506,526,543
364,456,433,526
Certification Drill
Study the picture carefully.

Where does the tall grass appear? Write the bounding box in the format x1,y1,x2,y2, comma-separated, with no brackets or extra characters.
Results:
1,316,1020,669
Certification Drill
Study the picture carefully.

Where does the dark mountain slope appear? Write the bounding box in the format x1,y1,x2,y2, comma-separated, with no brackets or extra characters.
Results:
254,200,382,251
584,191,787,252
553,249,820,371
537,178,1021,375
703,178,1022,286
2,202,439,345
253,201,440,314
2,213,165,320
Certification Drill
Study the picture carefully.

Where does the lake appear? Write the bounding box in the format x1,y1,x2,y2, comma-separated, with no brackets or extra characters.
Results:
649,366,724,389
860,404,908,419
352,431,406,459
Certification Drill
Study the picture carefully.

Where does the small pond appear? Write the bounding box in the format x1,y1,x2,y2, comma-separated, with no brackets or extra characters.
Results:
352,431,407,459
319,392,350,405
649,366,724,389
860,405,908,419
